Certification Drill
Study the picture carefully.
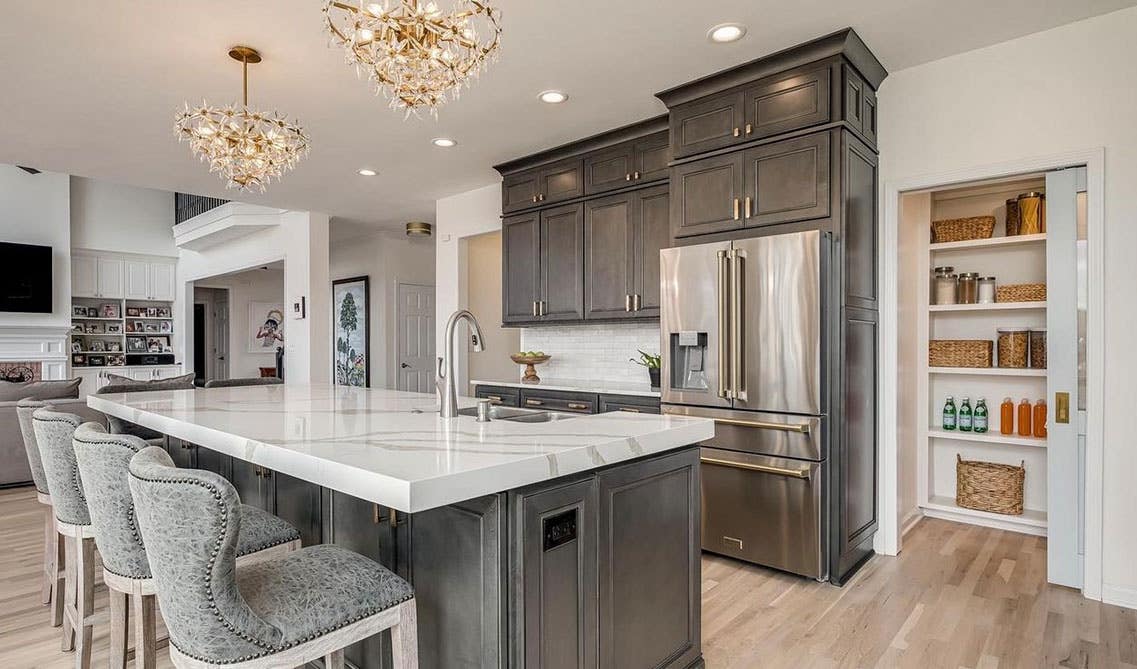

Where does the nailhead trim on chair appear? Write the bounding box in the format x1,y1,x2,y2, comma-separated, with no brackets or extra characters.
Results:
132,470,413,664
34,415,92,527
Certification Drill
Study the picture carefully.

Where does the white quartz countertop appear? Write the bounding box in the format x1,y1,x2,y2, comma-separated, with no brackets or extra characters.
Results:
470,378,660,397
88,384,710,513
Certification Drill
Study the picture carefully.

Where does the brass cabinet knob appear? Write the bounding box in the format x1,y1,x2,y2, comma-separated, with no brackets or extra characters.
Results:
625,173,632,181
732,127,740,137
745,123,753,135
633,171,641,180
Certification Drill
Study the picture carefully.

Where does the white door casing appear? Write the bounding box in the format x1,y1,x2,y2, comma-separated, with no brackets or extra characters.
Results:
214,295,229,381
396,283,435,394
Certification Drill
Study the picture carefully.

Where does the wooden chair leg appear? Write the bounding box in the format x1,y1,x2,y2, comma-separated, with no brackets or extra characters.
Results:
51,527,65,628
108,588,129,669
41,508,54,605
61,534,76,651
389,599,419,669
133,592,158,669
324,649,345,669
75,537,96,669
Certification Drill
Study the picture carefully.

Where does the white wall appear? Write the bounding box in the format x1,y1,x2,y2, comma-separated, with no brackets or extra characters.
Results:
466,231,520,384
0,165,71,328
197,268,285,379
435,183,502,392
879,6,1137,605
329,226,435,389
69,177,176,257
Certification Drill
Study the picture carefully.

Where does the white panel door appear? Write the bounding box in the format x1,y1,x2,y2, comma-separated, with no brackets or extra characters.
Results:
213,296,229,381
150,262,176,301
1045,167,1085,588
96,257,124,299
396,283,435,393
125,261,150,300
72,255,98,298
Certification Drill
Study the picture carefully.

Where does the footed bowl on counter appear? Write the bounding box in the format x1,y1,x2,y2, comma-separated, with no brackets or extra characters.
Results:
510,354,551,384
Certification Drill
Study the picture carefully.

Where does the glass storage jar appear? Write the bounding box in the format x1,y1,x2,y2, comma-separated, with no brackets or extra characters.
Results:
1029,327,1047,369
958,272,980,304
978,277,997,304
1017,191,1046,234
997,327,1030,368
933,268,958,305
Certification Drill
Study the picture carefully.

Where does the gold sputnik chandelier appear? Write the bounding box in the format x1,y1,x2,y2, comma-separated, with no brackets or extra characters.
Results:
322,0,502,115
174,47,310,192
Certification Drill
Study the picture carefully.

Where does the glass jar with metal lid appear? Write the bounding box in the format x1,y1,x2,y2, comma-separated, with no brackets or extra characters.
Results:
933,267,957,305
978,277,997,304
1017,191,1046,234
957,272,980,304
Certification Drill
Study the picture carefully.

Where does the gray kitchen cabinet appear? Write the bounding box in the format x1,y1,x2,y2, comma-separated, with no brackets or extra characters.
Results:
597,448,700,669
225,458,322,547
501,212,541,324
510,476,599,669
741,65,831,141
843,65,878,148
474,384,520,407
583,144,635,195
671,152,745,238
538,158,585,206
597,394,660,414
539,203,586,322
741,131,831,228
668,90,746,159
584,193,637,320
502,169,541,214
520,388,597,414
229,457,267,511
631,131,670,184
632,184,669,316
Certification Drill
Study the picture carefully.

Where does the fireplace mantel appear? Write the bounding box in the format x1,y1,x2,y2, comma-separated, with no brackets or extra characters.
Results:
0,325,70,380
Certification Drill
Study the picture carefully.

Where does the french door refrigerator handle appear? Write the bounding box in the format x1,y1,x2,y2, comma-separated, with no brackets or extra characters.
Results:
729,248,746,401
699,456,811,479
717,249,730,399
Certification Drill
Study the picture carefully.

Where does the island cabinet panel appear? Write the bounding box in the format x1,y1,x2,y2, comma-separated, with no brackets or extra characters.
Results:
521,388,597,414
539,203,585,322
411,495,507,669
229,457,267,511
598,448,700,669
742,65,831,141
669,90,745,159
584,193,637,320
671,152,745,238
597,394,661,414
272,471,322,548
741,131,831,228
510,477,599,669
502,212,541,324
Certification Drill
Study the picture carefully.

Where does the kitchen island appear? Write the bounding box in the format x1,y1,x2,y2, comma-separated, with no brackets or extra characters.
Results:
89,384,713,669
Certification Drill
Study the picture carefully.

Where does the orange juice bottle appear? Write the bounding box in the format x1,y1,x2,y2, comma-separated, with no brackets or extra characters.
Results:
1033,399,1047,438
1000,397,1014,435
1017,398,1032,437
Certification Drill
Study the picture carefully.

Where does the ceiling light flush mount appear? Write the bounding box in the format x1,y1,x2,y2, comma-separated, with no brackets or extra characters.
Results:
431,137,457,148
538,90,567,104
708,23,747,43
358,168,378,176
322,0,503,116
406,221,433,237
174,46,310,192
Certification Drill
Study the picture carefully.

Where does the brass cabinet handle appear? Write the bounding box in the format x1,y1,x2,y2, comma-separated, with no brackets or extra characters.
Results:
745,123,753,135
701,456,811,479
633,171,641,180
633,293,641,311
539,300,547,316
538,193,544,201
618,407,641,413
532,195,538,203
729,249,745,400
714,417,811,433
567,402,589,410
745,196,752,219
625,173,632,181
525,399,544,406
625,294,632,312
485,395,503,404
389,507,398,528
733,198,740,221
716,250,730,399
732,127,740,137
373,503,380,524
532,301,538,317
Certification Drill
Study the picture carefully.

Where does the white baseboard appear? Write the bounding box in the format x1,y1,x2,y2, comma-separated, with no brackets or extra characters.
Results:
1102,583,1137,611
900,508,923,540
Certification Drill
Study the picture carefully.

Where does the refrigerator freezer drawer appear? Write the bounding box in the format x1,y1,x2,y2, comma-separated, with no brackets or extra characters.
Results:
699,447,825,579
662,404,824,461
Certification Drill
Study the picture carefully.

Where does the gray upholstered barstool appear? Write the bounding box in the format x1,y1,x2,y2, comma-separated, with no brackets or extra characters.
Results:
72,424,303,669
32,406,101,667
16,399,65,625
203,378,283,388
128,446,419,669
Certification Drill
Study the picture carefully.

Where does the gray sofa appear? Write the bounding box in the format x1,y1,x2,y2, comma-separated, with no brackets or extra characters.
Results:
0,379,108,487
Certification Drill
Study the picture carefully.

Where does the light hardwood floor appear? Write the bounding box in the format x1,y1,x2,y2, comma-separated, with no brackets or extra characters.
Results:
2,486,1133,668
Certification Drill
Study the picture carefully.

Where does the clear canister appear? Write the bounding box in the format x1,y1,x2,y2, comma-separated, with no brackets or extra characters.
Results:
957,272,980,304
1017,191,1046,235
933,268,957,305
1029,328,1047,369
997,327,1030,368
1005,198,1020,236
978,277,997,304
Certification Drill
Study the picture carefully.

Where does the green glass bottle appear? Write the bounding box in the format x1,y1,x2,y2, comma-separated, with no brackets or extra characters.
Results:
959,397,973,432
942,396,957,431
974,398,989,433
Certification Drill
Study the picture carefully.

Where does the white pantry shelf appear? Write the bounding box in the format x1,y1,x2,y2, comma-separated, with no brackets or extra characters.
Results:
922,496,1047,536
928,428,1046,448
930,233,1046,253
930,367,1047,377
929,302,1045,312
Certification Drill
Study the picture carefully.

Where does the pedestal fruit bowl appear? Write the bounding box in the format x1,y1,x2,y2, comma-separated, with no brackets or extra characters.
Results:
510,352,551,384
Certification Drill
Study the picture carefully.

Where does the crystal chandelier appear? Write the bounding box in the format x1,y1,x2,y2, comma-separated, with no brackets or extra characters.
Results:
174,47,310,192
322,0,502,115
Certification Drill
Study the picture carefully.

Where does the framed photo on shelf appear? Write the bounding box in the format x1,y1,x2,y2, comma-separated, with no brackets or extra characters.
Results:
86,323,104,334
144,323,159,333
107,342,122,352
158,321,172,333
72,354,86,366
146,337,165,353
87,355,106,367
102,304,120,319
86,307,98,318
71,341,82,353
126,307,140,317
146,307,158,318
107,354,125,366
71,324,83,334
89,340,105,352
127,338,147,353
132,321,145,333
157,306,172,318
72,305,88,317
106,323,123,334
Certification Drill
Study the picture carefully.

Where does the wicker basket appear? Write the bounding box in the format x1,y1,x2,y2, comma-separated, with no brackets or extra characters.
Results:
931,216,996,243
956,455,1025,515
929,339,993,368
995,283,1046,303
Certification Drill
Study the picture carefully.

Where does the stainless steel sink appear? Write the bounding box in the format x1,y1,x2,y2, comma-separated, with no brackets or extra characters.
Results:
457,405,579,423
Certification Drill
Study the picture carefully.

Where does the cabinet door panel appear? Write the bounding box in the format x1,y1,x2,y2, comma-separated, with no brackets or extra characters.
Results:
512,477,598,669
743,66,831,140
72,255,98,298
229,458,267,511
271,470,322,547
632,131,670,183
584,145,634,195
843,134,878,307
743,132,830,228
149,263,176,302
598,448,700,669
584,194,635,320
540,159,584,205
632,185,669,316
96,258,124,299
124,261,149,300
503,170,540,214
671,153,744,238
539,204,584,321
502,213,540,324
670,91,744,159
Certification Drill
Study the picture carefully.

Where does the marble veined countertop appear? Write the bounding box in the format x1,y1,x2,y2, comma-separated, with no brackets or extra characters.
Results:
89,384,711,513
470,378,660,397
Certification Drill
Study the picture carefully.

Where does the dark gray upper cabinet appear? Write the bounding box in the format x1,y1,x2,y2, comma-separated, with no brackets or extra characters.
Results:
632,131,670,184
632,184,669,316
742,65,831,141
671,152,745,238
539,203,585,322
669,90,745,160
502,170,541,214
584,145,635,195
741,131,831,227
584,193,636,320
540,158,585,205
843,65,878,148
842,132,879,309
502,212,541,324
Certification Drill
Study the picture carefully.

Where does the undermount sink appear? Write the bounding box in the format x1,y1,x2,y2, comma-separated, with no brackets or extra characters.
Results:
457,405,579,423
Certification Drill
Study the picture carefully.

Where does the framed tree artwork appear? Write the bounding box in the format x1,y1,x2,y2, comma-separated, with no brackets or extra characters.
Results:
332,276,370,387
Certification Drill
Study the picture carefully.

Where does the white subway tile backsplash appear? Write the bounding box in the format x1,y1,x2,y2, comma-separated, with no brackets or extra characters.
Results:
519,323,661,385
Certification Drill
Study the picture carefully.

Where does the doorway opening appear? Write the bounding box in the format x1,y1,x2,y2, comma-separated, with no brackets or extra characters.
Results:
395,282,436,393
192,261,285,385
192,287,230,386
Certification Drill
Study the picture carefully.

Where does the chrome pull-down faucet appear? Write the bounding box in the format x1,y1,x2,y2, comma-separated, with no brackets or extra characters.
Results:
438,310,485,418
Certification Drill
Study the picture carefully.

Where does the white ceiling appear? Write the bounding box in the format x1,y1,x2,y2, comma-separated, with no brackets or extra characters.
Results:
1,0,1132,230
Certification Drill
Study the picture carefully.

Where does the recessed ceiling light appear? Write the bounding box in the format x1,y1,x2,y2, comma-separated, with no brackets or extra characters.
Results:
708,23,747,44
357,168,377,176
431,137,457,148
538,90,568,104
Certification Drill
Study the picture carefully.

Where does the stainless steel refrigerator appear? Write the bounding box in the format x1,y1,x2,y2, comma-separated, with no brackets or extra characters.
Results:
660,229,831,580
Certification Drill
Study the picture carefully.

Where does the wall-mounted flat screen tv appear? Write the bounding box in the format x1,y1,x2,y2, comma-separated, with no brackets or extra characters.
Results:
0,242,53,313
